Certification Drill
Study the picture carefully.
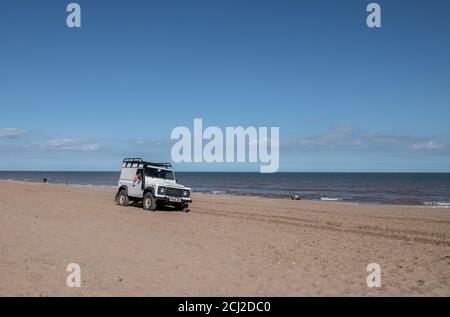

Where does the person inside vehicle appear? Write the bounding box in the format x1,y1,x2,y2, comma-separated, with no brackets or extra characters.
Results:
133,169,143,183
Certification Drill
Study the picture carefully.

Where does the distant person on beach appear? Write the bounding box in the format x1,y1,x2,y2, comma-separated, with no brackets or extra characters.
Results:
43,178,47,183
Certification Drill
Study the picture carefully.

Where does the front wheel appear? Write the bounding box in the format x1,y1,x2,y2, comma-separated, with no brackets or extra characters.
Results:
116,189,129,206
143,192,157,211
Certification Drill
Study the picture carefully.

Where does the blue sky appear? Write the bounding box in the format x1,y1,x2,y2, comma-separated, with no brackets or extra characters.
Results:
1,0,450,171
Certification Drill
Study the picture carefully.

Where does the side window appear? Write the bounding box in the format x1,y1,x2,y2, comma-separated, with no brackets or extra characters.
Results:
145,168,158,178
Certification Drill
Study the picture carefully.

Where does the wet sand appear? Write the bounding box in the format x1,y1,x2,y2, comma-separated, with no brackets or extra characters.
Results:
0,181,449,296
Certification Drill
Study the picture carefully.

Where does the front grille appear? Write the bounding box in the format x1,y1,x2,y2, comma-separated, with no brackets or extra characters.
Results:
166,187,183,197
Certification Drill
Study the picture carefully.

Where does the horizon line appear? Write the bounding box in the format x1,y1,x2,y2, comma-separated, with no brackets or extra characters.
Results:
1,170,450,174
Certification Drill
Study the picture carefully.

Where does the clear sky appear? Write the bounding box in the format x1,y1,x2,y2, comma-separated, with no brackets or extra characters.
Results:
1,0,450,171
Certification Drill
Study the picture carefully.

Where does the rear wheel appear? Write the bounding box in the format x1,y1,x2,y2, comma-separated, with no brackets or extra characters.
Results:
143,192,157,211
116,189,129,206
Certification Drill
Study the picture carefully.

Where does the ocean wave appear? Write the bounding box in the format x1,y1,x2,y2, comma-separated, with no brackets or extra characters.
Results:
211,190,227,194
320,197,344,201
423,201,450,208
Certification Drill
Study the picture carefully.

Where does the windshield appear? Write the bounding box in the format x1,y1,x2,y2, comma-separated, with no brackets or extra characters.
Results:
145,167,175,180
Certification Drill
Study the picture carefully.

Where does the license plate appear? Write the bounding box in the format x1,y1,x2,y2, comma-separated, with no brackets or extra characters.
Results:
169,197,181,203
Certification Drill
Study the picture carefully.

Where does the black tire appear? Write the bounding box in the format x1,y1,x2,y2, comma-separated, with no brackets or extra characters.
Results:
143,192,157,211
116,189,129,206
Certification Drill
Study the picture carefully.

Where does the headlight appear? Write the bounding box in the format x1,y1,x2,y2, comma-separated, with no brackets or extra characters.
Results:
158,186,166,195
183,190,190,197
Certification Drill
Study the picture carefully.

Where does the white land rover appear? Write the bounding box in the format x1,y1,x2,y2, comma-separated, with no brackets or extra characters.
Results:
115,158,192,212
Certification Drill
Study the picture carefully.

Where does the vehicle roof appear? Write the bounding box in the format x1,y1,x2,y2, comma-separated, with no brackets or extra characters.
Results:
146,165,173,171
122,158,173,170
121,163,173,171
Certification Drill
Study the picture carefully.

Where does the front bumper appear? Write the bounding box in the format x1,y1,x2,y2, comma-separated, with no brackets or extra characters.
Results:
155,196,192,204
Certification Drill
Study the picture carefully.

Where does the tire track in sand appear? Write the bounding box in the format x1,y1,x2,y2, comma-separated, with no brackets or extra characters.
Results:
194,208,450,247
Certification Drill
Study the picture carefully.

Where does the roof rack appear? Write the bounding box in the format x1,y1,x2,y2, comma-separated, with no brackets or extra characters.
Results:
145,162,172,169
122,158,172,169
123,158,143,164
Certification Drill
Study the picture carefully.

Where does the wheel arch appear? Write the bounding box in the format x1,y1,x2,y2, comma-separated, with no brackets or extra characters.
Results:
117,185,128,195
143,186,155,196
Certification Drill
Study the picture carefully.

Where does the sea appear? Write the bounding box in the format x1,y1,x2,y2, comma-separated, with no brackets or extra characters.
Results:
1,171,450,206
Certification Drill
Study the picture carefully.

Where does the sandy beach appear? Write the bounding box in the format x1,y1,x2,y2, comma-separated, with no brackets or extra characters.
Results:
0,180,449,296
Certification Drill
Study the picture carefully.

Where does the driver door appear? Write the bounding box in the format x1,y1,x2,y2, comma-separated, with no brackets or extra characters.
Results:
128,169,143,198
